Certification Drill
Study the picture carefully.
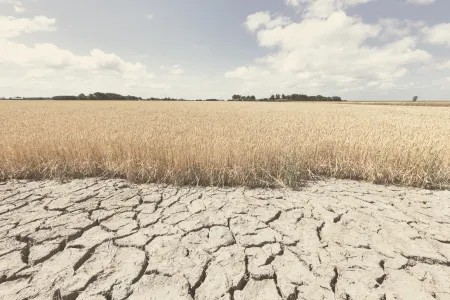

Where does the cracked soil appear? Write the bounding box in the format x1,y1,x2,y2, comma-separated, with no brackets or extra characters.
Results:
0,178,449,300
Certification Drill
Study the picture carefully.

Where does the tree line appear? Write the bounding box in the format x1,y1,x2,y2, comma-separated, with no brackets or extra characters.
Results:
2,92,344,101
231,94,343,101
53,93,143,101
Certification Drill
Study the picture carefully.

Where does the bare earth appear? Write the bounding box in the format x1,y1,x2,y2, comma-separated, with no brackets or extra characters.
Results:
0,179,449,300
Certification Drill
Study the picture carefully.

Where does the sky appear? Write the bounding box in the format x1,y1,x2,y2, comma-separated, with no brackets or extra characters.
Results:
1,0,450,100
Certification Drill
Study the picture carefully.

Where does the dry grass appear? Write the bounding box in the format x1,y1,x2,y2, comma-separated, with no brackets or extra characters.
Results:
1,100,449,188
343,101,450,107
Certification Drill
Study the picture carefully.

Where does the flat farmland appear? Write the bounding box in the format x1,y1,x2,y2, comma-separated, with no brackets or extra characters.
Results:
1,101,449,188
342,101,450,107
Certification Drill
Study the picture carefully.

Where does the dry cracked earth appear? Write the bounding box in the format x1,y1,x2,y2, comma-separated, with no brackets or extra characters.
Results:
0,179,449,300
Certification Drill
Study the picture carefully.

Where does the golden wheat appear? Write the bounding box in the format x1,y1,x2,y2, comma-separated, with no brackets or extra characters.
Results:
342,101,450,107
0,100,449,188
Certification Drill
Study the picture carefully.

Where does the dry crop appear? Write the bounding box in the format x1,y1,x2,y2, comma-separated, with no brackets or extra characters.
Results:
1,101,449,188
343,101,450,107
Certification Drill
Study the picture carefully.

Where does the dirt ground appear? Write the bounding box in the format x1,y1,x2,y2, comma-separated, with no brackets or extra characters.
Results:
0,179,449,300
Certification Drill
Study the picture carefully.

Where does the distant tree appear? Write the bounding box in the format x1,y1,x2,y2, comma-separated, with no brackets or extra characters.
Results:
250,95,256,101
125,95,139,100
52,95,77,100
270,95,275,101
275,94,281,100
281,94,285,99
77,93,88,100
94,92,107,100
412,96,418,102
232,94,242,101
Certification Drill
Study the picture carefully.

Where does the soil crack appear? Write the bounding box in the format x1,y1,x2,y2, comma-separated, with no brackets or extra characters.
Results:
316,222,325,242
330,267,338,294
229,256,249,300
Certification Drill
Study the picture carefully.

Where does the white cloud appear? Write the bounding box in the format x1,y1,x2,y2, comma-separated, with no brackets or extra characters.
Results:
422,23,450,47
286,0,373,19
226,10,432,95
145,14,153,20
168,65,184,75
437,60,450,70
256,11,379,50
225,66,270,80
285,0,300,7
405,0,435,5
0,0,25,13
24,68,54,78
14,5,24,13
0,15,153,81
0,16,56,38
0,39,151,77
377,19,427,43
161,64,184,75
245,11,291,32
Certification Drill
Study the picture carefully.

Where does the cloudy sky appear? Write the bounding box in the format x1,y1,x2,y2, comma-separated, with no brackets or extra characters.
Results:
1,0,450,100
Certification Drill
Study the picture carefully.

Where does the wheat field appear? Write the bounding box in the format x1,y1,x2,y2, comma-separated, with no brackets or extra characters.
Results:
343,101,450,107
1,100,449,188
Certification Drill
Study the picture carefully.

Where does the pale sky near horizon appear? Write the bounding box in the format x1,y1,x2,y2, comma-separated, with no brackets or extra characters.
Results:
1,0,450,100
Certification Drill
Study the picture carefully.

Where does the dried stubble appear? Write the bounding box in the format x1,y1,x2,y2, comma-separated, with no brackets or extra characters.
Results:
0,101,449,188
342,101,450,107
